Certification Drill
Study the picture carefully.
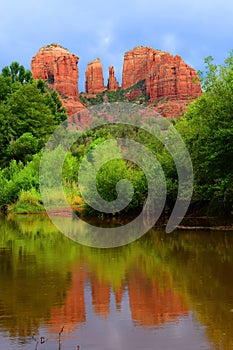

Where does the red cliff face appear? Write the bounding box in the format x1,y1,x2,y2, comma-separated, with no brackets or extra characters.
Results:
31,43,84,116
85,58,105,93
107,66,119,92
145,52,201,102
122,46,202,117
122,46,152,90
31,43,79,97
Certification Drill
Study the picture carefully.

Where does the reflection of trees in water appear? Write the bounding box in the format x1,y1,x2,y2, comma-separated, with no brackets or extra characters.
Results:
0,215,75,343
0,215,233,349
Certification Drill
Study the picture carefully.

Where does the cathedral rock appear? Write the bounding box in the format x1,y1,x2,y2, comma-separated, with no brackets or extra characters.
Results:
31,43,202,118
31,43,84,115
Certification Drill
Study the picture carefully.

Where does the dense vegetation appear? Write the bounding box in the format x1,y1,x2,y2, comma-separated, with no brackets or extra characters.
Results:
0,62,67,212
177,54,233,215
0,53,232,218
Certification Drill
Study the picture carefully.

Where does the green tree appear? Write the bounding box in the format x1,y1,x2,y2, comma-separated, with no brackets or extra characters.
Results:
9,132,39,164
2,61,32,83
176,52,233,214
0,65,67,167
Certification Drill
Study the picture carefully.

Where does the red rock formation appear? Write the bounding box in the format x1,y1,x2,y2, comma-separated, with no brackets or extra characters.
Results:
31,43,84,116
152,100,189,118
107,66,119,92
85,58,105,93
31,43,201,118
146,52,201,102
31,43,79,97
63,97,84,117
122,46,150,90
122,46,202,116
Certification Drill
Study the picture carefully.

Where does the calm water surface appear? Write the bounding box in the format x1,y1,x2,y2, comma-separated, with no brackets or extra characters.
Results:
0,214,233,350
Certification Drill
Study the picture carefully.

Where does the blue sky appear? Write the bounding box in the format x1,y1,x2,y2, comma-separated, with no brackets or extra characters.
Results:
0,0,232,91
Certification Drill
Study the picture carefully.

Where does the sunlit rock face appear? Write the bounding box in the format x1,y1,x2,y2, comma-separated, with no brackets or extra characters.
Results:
122,46,202,117
31,43,84,115
107,66,119,92
85,58,105,94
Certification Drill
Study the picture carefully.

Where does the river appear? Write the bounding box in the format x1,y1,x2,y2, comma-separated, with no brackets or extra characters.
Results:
0,214,233,350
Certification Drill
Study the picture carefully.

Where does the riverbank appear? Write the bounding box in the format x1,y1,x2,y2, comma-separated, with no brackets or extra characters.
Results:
4,209,233,232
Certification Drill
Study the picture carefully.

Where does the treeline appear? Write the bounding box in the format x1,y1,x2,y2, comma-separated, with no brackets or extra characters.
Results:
0,62,67,212
0,54,232,217
177,54,233,215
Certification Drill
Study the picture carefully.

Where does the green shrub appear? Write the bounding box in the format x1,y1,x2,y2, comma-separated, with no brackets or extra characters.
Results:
12,188,44,213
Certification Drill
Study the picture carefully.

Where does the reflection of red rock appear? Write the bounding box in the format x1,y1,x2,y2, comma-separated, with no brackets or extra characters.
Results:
90,276,110,318
48,261,188,335
114,286,124,311
85,58,105,93
49,267,86,333
128,274,188,326
31,43,84,116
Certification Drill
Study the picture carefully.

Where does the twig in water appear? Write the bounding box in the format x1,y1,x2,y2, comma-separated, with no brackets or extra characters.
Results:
58,326,64,350
59,326,64,337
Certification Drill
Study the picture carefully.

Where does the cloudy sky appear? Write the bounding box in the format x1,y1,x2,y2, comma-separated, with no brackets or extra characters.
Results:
0,0,232,91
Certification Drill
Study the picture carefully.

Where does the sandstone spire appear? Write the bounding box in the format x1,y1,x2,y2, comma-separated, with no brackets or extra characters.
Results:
107,66,119,92
85,58,105,93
